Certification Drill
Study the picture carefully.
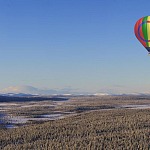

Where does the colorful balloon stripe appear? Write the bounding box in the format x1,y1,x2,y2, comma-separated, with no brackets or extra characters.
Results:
134,16,150,52
142,17,148,46
135,18,146,47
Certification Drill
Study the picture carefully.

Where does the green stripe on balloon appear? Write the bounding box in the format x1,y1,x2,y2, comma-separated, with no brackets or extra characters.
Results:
142,16,148,47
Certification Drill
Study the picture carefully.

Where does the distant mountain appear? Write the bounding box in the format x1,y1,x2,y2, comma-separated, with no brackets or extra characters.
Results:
0,85,66,95
1,86,150,97
93,92,150,96
1,93,37,97
0,85,88,96
93,93,111,96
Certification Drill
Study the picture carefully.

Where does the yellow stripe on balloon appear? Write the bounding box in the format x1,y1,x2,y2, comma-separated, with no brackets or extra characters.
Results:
147,16,150,47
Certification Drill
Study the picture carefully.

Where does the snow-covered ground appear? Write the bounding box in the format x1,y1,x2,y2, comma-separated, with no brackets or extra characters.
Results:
5,113,65,124
1,99,150,129
121,104,150,109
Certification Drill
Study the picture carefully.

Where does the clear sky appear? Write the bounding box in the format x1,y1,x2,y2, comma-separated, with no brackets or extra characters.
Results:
1,0,150,94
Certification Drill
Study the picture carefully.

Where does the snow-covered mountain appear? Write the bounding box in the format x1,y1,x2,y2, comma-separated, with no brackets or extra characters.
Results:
0,85,87,96
1,93,37,97
93,93,111,96
0,86,68,95
1,85,150,97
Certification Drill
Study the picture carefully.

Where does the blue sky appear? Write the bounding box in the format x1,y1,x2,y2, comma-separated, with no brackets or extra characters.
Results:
1,0,150,94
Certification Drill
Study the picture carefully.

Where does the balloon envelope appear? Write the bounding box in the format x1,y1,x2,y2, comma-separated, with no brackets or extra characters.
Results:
134,16,150,53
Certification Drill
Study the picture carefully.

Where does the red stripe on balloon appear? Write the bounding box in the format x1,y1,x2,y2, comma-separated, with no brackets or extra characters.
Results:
134,19,141,42
134,18,146,47
134,19,139,37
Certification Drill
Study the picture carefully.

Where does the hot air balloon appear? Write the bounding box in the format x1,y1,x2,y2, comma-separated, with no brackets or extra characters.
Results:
134,16,150,53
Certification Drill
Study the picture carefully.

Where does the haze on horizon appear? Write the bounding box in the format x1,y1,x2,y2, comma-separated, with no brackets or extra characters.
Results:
1,0,150,94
